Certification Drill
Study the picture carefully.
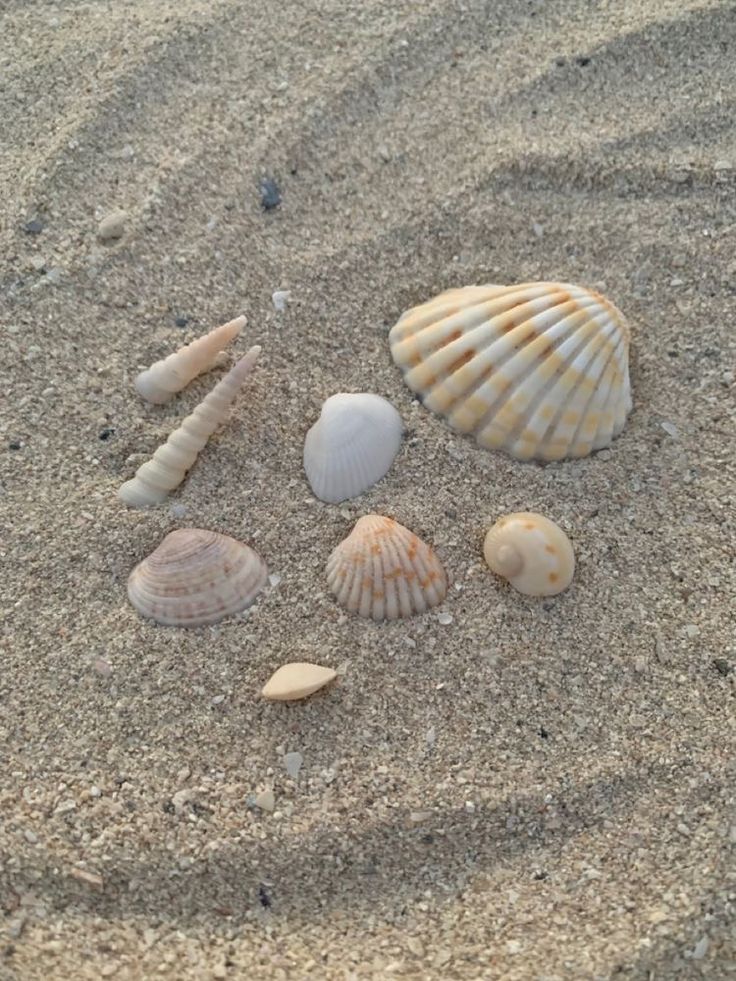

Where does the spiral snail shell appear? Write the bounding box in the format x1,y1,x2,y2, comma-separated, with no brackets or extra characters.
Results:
483,512,574,596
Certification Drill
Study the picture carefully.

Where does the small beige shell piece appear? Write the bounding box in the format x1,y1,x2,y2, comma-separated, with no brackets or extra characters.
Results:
127,528,267,627
483,512,574,596
389,282,632,461
135,316,245,404
326,514,447,620
118,345,261,508
261,662,338,701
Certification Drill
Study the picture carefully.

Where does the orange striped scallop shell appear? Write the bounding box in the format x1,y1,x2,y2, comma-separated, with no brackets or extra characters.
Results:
326,515,448,621
389,282,632,461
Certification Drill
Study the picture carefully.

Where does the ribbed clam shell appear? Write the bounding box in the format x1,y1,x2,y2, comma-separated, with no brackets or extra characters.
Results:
128,528,268,626
304,393,403,503
326,515,447,620
119,345,261,508
135,316,245,404
483,512,574,596
389,282,632,461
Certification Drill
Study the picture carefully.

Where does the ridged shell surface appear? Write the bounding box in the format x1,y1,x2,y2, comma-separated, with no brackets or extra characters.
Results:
128,528,268,626
304,393,403,503
389,282,632,461
326,515,447,620
119,345,260,508
135,316,245,404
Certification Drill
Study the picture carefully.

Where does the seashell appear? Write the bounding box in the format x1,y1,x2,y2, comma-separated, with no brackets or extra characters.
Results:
483,512,574,596
326,514,447,620
118,345,261,508
304,393,403,503
128,528,267,626
261,662,337,701
389,282,632,461
135,315,245,404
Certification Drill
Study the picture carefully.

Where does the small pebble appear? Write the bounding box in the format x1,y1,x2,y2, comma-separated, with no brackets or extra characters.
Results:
684,624,700,639
254,789,275,812
8,440,21,450
259,178,281,210
284,751,303,780
169,502,188,519
94,657,112,677
268,573,282,587
30,255,47,271
98,209,128,241
24,218,44,235
437,611,453,625
272,290,291,312
692,936,709,960
98,428,115,441
174,316,189,328
713,658,731,676
532,222,544,239
661,420,679,439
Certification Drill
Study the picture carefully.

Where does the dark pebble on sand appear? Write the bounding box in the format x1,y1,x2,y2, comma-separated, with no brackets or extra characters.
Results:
175,316,189,328
713,658,732,676
99,428,115,441
259,177,281,210
24,219,44,235
576,56,591,67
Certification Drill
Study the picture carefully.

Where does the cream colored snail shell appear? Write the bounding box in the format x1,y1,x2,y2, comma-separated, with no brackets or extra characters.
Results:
483,512,574,596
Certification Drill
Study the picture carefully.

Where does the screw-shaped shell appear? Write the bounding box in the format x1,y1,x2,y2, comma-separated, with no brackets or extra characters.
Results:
304,393,403,503
261,662,337,701
127,528,268,627
135,316,245,404
326,514,447,620
118,345,261,508
483,512,574,596
389,282,632,461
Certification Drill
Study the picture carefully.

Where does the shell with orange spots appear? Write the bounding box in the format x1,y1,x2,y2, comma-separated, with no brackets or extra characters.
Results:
483,512,574,597
389,282,632,461
326,515,448,620
128,528,268,627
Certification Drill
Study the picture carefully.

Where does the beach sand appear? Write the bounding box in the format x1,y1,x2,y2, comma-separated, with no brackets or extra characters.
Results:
1,0,735,977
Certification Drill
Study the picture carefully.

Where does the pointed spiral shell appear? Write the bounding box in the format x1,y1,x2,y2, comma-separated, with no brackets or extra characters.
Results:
483,512,574,596
118,345,261,508
326,515,448,620
135,316,245,404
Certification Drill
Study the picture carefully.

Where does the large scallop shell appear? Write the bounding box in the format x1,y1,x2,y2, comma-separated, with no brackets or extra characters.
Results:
304,393,403,503
389,282,632,461
128,528,268,626
326,515,447,620
483,512,574,596
119,345,261,508
135,316,245,404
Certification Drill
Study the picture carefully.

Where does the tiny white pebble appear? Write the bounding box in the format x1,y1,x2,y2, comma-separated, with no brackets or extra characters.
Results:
272,290,291,312
211,694,226,705
268,573,281,587
437,611,453,625
661,420,679,438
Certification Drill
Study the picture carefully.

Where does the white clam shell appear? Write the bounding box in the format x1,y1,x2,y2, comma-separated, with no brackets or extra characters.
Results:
483,512,574,596
261,662,337,701
128,528,268,627
304,393,403,504
326,514,447,620
119,345,261,508
135,315,245,404
389,282,632,461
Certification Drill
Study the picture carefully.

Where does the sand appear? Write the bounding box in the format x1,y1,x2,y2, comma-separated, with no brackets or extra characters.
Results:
1,0,735,977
